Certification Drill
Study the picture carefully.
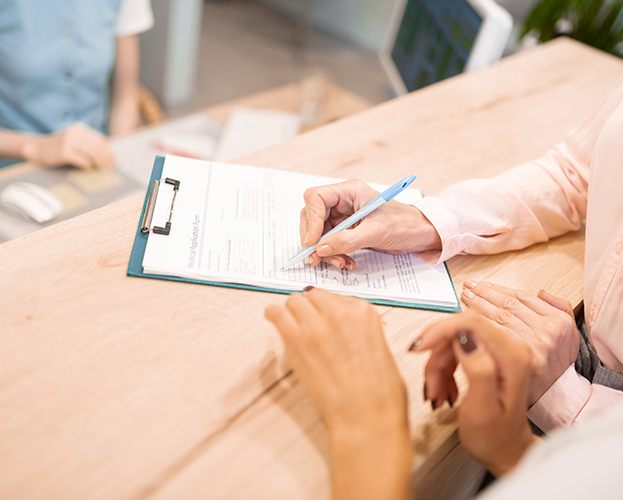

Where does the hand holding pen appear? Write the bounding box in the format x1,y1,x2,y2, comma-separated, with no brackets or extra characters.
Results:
292,177,442,270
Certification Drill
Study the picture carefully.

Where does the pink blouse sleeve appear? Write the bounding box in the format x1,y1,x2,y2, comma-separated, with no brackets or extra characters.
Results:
413,82,623,264
527,365,623,432
413,82,623,432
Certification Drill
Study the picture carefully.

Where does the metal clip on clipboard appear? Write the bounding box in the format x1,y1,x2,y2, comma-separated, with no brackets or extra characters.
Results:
141,177,180,236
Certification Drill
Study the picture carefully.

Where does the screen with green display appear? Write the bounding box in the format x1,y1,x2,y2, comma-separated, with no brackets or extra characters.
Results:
392,0,482,91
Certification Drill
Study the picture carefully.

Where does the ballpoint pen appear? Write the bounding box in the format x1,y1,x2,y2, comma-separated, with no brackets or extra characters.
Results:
281,174,417,271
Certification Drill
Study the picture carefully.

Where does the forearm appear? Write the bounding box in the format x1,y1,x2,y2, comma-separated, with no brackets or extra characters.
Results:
486,433,541,477
0,129,40,160
413,84,623,263
413,150,588,264
329,427,412,500
109,35,141,137
109,91,139,137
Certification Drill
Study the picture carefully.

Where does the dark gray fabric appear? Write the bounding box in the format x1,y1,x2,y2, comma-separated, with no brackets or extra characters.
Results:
575,311,623,390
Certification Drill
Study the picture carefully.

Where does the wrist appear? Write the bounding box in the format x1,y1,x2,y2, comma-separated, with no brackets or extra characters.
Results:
328,415,410,458
0,130,40,161
329,418,412,500
325,400,409,441
20,133,42,162
488,431,540,477
329,415,410,450
404,204,442,252
329,422,412,476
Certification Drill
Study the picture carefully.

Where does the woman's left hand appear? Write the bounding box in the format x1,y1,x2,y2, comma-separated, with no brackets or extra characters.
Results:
265,287,408,437
424,281,580,407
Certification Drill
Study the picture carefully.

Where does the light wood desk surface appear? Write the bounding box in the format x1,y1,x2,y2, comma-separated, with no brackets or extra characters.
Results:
1,40,622,500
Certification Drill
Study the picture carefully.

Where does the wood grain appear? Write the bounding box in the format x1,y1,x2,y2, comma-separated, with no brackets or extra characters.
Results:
1,40,621,500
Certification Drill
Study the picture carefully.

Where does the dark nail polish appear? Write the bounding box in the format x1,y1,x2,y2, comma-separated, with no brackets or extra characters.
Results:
303,285,314,292
431,399,439,411
457,330,477,353
423,383,428,401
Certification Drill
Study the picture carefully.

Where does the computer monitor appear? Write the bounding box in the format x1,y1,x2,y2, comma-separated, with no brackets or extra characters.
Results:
381,0,512,95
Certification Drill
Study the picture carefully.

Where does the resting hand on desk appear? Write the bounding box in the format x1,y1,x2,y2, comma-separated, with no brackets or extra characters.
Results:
264,287,408,439
265,289,541,499
20,122,115,170
265,287,412,500
300,180,441,269
460,281,580,405
422,282,579,414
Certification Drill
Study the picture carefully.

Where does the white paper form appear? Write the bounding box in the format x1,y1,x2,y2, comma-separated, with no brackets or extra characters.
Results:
142,156,458,308
114,113,221,185
214,108,301,162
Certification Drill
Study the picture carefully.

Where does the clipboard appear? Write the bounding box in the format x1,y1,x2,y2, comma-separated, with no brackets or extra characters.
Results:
127,156,461,313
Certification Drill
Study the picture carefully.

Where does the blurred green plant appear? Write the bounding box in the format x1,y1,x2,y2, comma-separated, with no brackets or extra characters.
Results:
521,0,623,57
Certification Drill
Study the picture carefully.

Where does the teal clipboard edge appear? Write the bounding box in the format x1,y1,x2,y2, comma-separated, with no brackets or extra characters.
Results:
127,156,462,314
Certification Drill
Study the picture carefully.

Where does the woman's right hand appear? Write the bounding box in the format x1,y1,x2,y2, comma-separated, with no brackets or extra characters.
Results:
300,180,441,269
265,287,408,437
23,122,115,170
265,287,413,500
414,313,539,476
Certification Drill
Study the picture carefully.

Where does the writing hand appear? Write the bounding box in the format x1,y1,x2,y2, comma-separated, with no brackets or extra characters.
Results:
300,180,441,270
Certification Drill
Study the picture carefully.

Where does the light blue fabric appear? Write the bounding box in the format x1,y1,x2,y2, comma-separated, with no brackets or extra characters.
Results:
0,0,123,135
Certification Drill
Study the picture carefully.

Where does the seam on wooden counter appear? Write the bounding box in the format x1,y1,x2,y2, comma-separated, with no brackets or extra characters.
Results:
130,306,394,499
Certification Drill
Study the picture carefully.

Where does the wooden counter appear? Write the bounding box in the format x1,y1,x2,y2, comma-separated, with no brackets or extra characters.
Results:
1,40,622,499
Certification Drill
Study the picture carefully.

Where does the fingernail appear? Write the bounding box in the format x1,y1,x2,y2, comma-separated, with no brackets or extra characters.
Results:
447,396,454,408
316,244,331,257
423,383,428,401
431,400,439,411
303,285,314,292
457,330,477,353
462,289,475,300
408,337,423,351
464,280,478,289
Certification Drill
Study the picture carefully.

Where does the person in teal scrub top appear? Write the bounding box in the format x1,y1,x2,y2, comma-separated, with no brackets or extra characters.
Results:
0,0,153,169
